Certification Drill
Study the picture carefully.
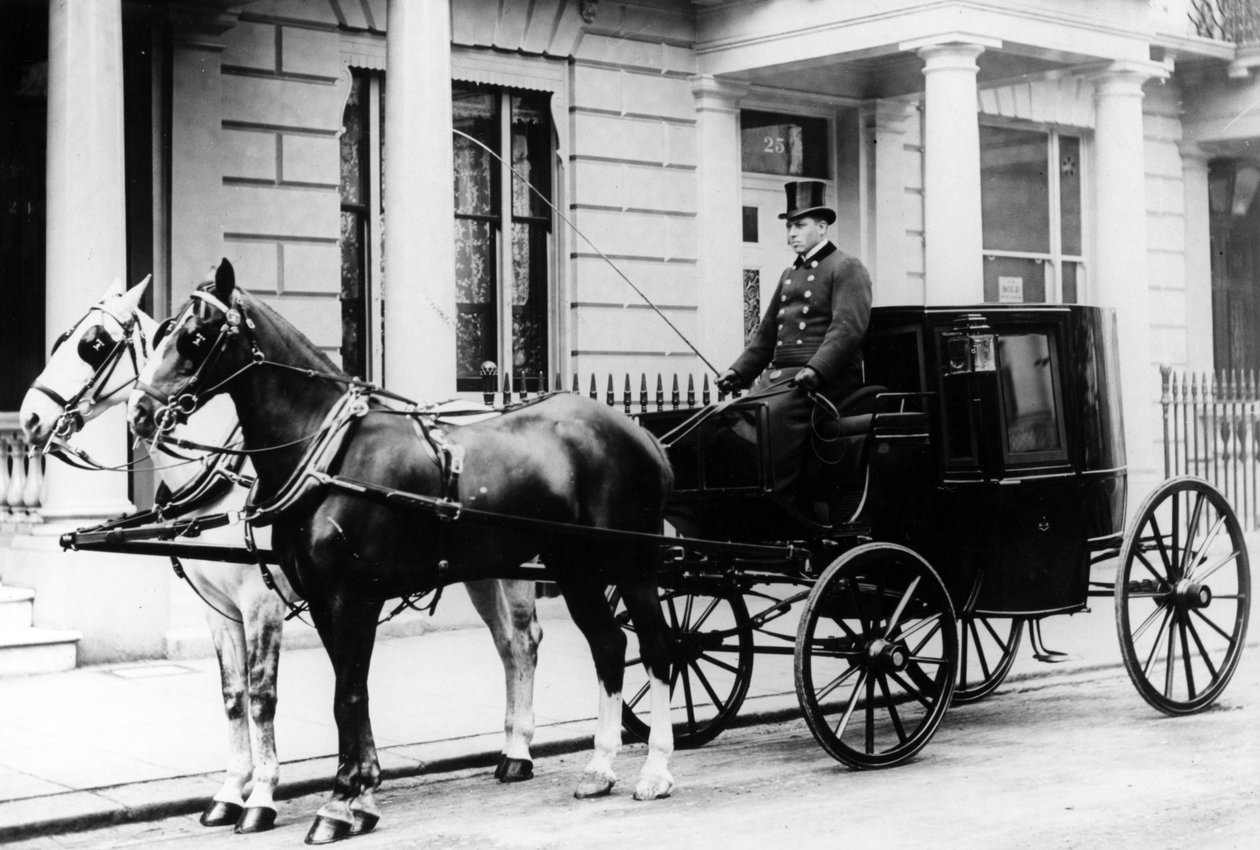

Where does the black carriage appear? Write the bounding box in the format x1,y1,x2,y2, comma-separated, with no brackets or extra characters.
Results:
618,303,1250,766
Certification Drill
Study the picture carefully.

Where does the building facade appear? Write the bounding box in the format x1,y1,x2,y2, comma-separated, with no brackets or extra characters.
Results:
1,0,1258,664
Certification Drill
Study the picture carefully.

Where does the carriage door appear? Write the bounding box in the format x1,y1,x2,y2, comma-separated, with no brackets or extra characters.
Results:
740,110,833,341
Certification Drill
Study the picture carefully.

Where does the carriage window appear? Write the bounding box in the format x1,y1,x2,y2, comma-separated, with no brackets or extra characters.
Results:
997,333,1065,462
452,85,552,393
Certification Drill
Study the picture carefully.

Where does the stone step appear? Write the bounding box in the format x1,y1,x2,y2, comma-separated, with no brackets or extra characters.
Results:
0,627,81,676
0,586,35,631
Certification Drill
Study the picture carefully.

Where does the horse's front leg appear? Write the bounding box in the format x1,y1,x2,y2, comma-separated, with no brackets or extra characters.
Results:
201,609,253,828
234,588,285,833
466,578,542,782
305,594,384,845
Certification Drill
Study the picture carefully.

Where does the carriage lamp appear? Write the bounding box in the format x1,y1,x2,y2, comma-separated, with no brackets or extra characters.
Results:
945,334,997,374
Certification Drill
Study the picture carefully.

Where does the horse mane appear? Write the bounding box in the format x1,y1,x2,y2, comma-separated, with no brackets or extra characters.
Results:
213,283,345,377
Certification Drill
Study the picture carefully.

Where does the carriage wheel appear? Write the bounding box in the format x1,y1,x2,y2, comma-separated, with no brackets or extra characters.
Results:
954,615,1024,705
1116,476,1251,715
795,543,958,768
609,581,754,749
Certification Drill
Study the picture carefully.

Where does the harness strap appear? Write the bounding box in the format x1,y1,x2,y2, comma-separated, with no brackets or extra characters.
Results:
30,380,71,409
169,555,244,624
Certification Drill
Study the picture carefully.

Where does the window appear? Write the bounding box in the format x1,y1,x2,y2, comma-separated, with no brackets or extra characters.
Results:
997,332,1066,465
339,70,378,380
739,109,830,177
452,85,552,393
981,125,1083,304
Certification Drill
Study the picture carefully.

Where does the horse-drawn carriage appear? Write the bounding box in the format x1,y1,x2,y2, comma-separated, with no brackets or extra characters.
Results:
614,302,1250,767
36,268,1250,841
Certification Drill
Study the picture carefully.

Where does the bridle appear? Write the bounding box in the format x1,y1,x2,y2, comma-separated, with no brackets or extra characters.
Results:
30,304,149,445
135,287,265,437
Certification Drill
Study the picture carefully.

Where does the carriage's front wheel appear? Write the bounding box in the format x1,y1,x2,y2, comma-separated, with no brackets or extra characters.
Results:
609,581,754,749
1116,476,1251,715
795,543,958,768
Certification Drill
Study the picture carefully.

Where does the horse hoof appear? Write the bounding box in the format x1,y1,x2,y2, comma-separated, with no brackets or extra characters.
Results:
234,806,277,834
199,800,244,827
349,810,380,836
633,777,674,801
573,771,615,799
498,757,534,783
304,814,352,845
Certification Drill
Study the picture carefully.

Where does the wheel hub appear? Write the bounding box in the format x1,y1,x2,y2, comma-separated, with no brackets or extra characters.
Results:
1173,579,1211,610
867,638,909,673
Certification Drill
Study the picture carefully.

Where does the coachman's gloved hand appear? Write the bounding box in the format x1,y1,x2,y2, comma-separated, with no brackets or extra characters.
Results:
715,369,742,394
790,366,821,392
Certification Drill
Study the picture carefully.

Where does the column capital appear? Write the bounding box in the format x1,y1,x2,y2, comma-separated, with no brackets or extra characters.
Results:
1082,59,1169,96
690,75,750,109
903,33,999,70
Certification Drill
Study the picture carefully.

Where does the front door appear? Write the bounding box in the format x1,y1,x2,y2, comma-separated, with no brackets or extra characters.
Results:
1210,158,1260,373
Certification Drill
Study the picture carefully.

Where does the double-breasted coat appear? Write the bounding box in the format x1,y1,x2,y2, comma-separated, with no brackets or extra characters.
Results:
725,240,873,499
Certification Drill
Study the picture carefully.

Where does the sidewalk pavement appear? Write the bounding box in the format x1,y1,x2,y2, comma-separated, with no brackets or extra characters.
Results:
0,565,1252,842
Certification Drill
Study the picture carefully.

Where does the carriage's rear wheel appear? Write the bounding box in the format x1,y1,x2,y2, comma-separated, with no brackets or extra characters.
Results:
1116,476,1251,715
795,543,957,768
954,615,1024,705
609,581,754,749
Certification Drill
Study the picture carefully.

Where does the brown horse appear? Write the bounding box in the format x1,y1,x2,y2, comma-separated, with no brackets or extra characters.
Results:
129,260,676,844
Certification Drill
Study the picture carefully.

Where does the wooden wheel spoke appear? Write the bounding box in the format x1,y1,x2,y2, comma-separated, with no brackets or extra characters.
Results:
1141,606,1175,678
1132,600,1171,643
896,611,943,645
887,668,934,709
884,576,922,637
1178,618,1196,700
1188,548,1240,585
1184,615,1221,681
1184,515,1227,580
1147,513,1175,580
627,680,650,710
1190,606,1239,644
968,620,993,679
690,596,722,631
665,595,682,631
831,670,867,739
697,652,741,675
814,661,862,703
1178,492,1206,579
878,673,908,744
680,659,697,728
1135,548,1169,584
689,660,725,709
1163,613,1178,699
864,672,876,754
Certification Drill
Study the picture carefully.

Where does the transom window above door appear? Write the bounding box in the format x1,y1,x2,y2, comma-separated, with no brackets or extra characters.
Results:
980,124,1083,304
740,110,830,178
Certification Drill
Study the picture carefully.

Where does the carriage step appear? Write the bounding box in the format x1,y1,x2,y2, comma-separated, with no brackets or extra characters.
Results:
0,622,81,677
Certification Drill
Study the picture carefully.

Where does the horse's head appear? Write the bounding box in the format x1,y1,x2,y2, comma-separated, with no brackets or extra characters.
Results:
20,276,153,448
129,259,255,441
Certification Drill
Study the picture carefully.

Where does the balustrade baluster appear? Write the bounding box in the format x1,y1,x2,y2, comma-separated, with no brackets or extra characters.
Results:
0,437,10,521
22,444,43,517
6,441,27,516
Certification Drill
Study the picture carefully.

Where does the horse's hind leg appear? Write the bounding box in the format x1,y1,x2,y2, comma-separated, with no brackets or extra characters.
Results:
465,578,542,783
202,611,252,827
553,565,627,799
235,589,285,833
618,579,675,801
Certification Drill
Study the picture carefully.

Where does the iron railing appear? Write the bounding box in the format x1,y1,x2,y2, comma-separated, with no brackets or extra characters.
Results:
1160,366,1260,530
478,368,728,413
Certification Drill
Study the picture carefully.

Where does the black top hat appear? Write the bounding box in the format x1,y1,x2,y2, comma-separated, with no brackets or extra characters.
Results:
778,180,836,225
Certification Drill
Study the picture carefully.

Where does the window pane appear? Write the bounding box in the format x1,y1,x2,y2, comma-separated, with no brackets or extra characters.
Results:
339,75,367,205
998,333,1061,456
1059,135,1081,255
457,309,495,379
454,218,494,305
511,94,551,218
453,90,496,215
740,110,829,177
984,255,1045,303
511,221,548,373
981,126,1049,253
1061,261,1079,303
742,206,758,242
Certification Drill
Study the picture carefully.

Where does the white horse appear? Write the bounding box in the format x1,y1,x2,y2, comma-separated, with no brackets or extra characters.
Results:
19,277,543,834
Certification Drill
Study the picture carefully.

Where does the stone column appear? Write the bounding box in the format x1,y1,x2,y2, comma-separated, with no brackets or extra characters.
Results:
691,75,749,369
908,37,996,304
862,99,918,305
383,0,456,401
41,0,131,521
1089,61,1166,491
1180,141,1214,371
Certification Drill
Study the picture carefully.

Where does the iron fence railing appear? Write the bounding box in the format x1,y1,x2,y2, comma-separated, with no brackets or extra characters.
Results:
1160,366,1260,531
477,369,728,414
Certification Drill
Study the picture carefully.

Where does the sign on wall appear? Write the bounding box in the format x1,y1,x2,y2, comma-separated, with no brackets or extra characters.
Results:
741,124,804,175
